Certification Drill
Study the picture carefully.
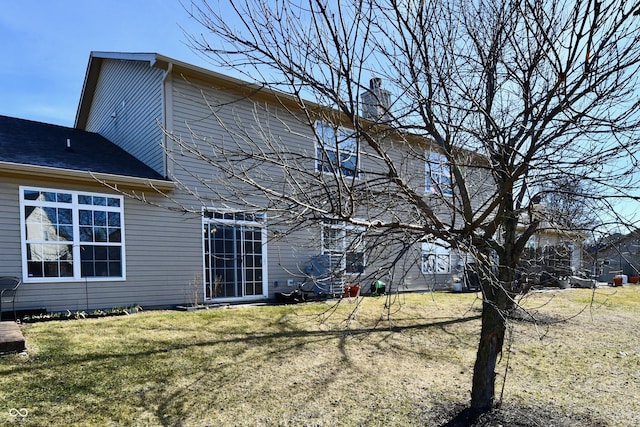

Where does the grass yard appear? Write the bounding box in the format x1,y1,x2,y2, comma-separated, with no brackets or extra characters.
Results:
1,286,639,426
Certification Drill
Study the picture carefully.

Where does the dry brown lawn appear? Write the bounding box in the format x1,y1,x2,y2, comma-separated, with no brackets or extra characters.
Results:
0,285,638,426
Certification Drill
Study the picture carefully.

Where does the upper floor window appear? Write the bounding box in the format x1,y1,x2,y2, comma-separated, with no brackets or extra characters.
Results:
322,222,365,274
422,239,451,274
20,187,125,282
315,121,359,177
426,152,452,196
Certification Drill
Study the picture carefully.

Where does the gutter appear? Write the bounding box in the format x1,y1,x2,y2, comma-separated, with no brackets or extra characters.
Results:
0,161,175,192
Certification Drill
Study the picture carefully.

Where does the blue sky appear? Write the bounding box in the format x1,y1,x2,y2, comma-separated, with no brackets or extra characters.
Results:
0,0,214,127
2,1,638,228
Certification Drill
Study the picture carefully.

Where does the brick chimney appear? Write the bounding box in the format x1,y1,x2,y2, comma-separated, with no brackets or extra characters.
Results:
361,78,391,122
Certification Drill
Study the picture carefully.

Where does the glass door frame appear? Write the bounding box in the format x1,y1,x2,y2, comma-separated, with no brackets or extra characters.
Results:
202,211,268,302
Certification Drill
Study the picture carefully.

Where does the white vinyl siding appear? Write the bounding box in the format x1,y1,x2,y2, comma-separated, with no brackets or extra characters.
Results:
84,59,165,174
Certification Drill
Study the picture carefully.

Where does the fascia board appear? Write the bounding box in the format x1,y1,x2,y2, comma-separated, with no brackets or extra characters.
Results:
0,161,175,192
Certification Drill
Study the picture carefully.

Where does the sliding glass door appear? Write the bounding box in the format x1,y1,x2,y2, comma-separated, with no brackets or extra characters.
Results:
203,212,266,300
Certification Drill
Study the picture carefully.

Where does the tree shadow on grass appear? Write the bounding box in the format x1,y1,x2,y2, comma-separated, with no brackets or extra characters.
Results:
6,313,482,376
4,313,484,425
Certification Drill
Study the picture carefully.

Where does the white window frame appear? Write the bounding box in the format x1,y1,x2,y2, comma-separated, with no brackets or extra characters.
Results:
426,152,452,196
315,121,359,177
422,239,451,274
321,222,366,275
19,186,126,283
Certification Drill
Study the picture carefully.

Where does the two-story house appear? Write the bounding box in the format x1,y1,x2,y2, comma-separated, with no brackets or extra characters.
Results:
0,51,471,315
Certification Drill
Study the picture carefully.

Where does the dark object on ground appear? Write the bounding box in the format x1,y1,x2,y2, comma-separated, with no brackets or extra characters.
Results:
0,321,26,353
569,276,596,288
275,289,306,304
538,271,560,287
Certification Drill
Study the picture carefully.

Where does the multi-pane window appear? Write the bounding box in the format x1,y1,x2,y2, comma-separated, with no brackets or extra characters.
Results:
20,187,125,281
422,240,451,274
315,121,359,177
426,152,452,196
322,222,365,274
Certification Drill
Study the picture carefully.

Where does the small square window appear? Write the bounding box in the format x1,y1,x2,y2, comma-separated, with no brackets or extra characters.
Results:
315,121,359,177
422,240,451,274
322,222,365,275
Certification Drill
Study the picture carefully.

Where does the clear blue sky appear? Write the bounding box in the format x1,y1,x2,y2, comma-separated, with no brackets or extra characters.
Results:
1,1,638,228
0,0,214,127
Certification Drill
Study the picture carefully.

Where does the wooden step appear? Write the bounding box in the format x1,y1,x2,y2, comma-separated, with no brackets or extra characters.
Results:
0,321,25,353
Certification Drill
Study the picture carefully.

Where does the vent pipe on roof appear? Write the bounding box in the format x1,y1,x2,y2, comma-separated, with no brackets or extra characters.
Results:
65,138,74,152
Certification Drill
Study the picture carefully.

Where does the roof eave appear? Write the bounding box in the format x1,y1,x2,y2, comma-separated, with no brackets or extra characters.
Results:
74,51,314,125
0,161,175,192
75,54,102,129
74,51,448,155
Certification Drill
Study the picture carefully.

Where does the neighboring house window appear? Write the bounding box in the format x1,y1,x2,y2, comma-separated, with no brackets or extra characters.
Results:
315,121,359,177
322,222,365,274
521,243,573,276
203,211,267,300
422,240,451,274
20,187,125,281
426,152,452,195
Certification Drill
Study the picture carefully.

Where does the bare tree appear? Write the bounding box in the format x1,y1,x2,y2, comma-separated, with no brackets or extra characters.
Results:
175,0,640,413
537,177,598,231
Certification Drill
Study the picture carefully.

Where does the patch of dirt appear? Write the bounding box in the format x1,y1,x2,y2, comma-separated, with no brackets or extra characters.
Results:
429,402,608,427
507,307,565,325
470,305,565,325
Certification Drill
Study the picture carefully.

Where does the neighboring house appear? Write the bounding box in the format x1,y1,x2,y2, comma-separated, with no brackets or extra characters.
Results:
521,230,585,277
0,51,478,314
519,208,587,281
585,230,640,283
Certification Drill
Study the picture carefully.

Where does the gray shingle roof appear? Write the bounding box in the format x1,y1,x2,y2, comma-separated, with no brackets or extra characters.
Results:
0,115,166,181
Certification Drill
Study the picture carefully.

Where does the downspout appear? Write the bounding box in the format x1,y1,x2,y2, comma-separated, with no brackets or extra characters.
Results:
161,62,173,179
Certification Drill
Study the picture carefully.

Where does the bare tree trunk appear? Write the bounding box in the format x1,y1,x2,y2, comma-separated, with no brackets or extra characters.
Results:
471,289,510,410
471,212,518,410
